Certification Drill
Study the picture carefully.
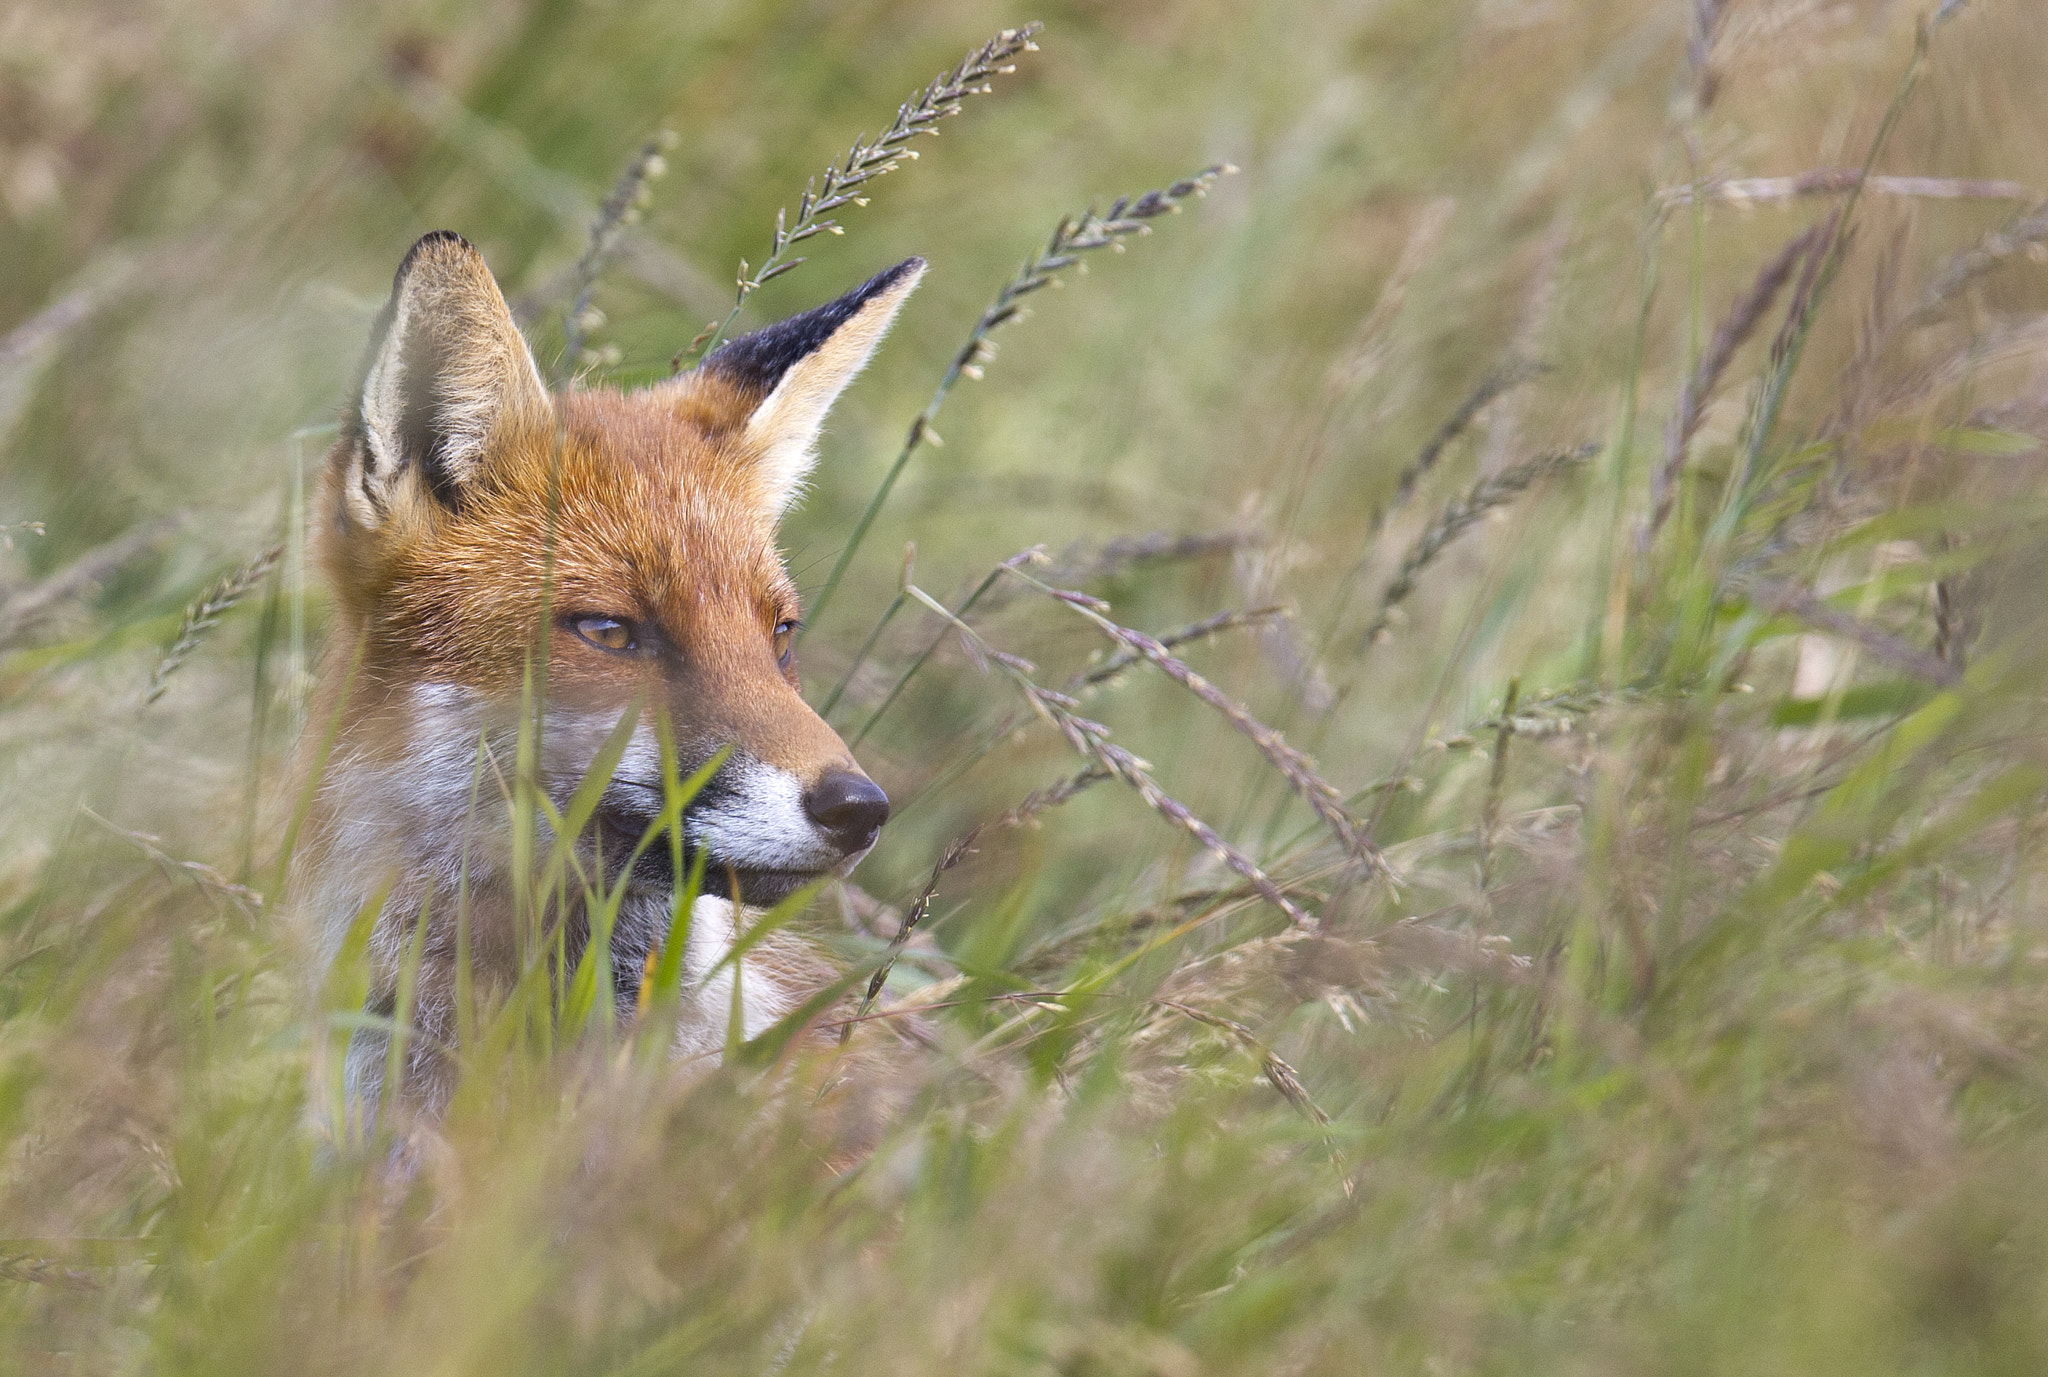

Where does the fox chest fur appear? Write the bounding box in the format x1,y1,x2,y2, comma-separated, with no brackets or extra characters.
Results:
294,231,921,1114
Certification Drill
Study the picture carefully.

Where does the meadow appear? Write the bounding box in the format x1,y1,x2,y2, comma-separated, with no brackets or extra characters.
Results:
4,0,2048,1370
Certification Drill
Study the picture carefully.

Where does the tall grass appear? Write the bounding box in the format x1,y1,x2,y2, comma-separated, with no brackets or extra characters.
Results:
4,0,2048,1371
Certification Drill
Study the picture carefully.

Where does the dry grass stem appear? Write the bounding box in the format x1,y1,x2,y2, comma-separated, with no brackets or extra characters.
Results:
821,989,1066,1033
1659,171,2036,209
688,24,1043,361
905,580,1314,926
143,544,282,706
975,530,1267,620
848,551,1033,747
1934,565,1961,671
1438,679,1663,746
1687,0,1731,112
1361,443,1598,648
1740,576,1963,687
0,1255,101,1290
1010,566,1389,879
844,832,978,1040
1909,201,2048,324
1729,209,1848,490
83,806,263,914
560,130,678,379
805,163,1232,636
1078,606,1289,686
1151,998,1331,1127
1647,224,1827,545
992,765,1113,827
845,765,1111,1040
1048,529,1264,586
1477,677,1519,892
1766,212,1841,380
1316,365,1538,663
878,603,1275,829
1373,915,1533,985
1152,996,1347,1189
1384,363,1540,535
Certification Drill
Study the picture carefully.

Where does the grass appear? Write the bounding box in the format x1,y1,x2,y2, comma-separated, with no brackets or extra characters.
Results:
5,0,2048,1371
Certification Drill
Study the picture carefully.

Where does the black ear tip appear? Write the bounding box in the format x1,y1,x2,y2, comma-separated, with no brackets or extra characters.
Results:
841,256,927,307
395,230,479,283
413,229,474,252
881,256,927,285
703,256,927,396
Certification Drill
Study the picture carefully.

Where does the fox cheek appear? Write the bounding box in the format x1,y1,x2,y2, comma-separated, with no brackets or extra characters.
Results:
341,231,551,530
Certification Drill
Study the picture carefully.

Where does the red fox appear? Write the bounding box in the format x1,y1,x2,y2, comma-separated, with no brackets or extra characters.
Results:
295,231,921,1117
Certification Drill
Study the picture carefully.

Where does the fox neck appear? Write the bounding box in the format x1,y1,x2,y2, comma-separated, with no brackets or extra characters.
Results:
293,667,797,1064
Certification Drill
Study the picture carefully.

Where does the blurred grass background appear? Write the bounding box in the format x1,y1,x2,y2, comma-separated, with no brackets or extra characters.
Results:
6,0,2048,1371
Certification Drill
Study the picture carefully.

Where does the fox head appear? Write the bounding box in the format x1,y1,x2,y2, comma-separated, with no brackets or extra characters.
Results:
318,231,921,907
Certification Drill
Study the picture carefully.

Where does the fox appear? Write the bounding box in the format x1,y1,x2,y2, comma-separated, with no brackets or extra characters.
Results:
294,230,922,1119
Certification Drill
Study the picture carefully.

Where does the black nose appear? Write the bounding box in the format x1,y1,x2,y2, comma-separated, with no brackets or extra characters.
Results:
805,769,890,854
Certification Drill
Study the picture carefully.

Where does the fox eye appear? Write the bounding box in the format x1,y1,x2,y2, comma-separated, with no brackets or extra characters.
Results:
570,615,637,654
773,619,798,670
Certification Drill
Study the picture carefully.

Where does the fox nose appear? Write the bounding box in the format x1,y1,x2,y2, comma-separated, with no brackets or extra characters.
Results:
805,769,890,854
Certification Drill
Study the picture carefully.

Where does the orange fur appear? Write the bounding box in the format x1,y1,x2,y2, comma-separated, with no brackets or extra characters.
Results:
294,233,920,1120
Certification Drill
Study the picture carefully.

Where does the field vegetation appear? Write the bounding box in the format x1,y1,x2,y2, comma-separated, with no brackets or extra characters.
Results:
4,0,2048,1370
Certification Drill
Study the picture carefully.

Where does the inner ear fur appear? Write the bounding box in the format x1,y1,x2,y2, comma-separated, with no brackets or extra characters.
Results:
342,231,549,527
694,257,925,520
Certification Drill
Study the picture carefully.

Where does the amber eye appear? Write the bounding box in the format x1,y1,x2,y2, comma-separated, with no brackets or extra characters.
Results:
570,615,637,654
773,619,798,669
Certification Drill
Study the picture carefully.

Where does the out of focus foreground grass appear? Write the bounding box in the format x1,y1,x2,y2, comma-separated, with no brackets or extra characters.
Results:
4,0,2048,1371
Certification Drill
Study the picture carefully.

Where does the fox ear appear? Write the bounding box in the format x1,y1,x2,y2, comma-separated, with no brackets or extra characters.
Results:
342,231,550,525
701,257,925,520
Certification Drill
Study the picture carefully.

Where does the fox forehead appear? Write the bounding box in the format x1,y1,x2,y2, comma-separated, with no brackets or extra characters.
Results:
324,238,922,696
365,384,799,684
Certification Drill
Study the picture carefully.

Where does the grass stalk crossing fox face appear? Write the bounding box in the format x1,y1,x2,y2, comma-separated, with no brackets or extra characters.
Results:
314,232,922,914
